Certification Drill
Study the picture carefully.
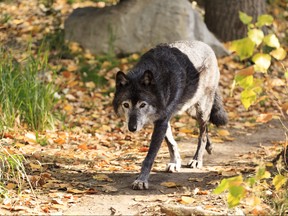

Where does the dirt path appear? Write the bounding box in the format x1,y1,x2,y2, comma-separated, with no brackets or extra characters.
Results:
62,120,286,215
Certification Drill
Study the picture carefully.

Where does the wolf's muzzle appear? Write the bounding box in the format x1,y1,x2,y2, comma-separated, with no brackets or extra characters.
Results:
128,114,138,132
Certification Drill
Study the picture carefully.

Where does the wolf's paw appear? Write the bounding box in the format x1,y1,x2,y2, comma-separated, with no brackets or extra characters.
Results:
187,159,203,169
166,161,181,172
132,179,149,190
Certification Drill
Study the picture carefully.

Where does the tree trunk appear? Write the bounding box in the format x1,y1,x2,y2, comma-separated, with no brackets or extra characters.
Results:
204,0,266,42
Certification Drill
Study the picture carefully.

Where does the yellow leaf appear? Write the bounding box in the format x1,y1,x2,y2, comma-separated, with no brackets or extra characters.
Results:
218,129,230,137
252,53,271,72
179,128,193,133
270,47,287,60
263,34,280,48
210,138,224,143
273,174,287,190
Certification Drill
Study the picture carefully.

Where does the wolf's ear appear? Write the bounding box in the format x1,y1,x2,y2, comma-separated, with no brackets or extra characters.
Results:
140,70,155,86
116,71,129,87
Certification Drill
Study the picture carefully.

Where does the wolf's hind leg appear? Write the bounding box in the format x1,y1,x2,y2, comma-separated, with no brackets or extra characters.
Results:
205,130,213,155
187,101,212,168
187,122,207,168
165,122,181,172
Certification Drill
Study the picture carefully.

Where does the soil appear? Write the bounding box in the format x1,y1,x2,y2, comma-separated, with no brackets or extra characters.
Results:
61,119,287,215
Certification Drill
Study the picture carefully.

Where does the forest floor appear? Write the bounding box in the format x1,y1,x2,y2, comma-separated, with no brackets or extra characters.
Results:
0,0,287,215
62,120,287,215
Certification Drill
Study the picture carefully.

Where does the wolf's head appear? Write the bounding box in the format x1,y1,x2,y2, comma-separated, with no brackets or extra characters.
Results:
113,70,159,132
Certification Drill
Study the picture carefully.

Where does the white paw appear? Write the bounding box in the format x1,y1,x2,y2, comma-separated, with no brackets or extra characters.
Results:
187,159,203,169
166,161,181,172
132,179,149,190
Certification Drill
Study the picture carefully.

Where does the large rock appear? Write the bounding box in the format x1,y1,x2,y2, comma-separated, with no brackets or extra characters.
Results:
65,0,228,57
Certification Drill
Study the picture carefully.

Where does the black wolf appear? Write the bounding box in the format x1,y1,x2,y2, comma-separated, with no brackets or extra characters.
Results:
113,41,228,190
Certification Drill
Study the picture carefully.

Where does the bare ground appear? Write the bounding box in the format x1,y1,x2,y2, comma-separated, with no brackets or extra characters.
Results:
61,120,287,215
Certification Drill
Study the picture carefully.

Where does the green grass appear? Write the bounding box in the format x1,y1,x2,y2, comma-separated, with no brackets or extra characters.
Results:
0,145,28,195
0,48,58,132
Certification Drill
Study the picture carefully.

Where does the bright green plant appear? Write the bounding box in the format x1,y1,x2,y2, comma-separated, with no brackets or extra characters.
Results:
214,165,287,214
0,48,58,131
231,12,287,110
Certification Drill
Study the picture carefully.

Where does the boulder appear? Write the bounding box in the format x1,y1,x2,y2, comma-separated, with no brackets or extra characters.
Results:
65,0,228,57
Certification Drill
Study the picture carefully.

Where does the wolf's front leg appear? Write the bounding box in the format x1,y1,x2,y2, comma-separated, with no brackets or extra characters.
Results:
132,120,168,190
165,122,181,172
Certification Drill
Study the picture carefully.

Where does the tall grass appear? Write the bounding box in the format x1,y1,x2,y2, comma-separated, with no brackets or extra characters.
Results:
0,48,58,132
0,145,34,199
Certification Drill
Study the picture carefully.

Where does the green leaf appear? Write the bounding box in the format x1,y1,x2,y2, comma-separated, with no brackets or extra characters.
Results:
256,14,274,27
235,74,254,89
256,166,271,180
247,177,256,187
263,34,280,48
241,89,257,110
270,47,287,60
273,174,287,191
230,38,255,60
248,29,264,46
252,53,271,72
239,11,253,25
228,185,245,208
213,175,243,195
213,178,229,194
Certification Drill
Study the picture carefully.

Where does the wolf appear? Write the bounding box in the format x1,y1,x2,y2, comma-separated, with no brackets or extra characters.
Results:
113,41,228,190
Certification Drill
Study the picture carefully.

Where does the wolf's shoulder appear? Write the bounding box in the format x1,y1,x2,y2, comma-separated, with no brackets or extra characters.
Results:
168,41,216,70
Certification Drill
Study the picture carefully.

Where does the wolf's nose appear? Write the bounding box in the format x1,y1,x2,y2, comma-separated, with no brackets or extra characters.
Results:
128,125,137,132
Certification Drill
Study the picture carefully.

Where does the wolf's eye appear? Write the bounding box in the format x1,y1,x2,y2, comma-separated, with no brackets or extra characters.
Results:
123,103,130,108
139,103,146,108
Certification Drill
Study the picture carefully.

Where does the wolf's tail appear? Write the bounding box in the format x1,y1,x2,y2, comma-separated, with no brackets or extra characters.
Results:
210,90,228,126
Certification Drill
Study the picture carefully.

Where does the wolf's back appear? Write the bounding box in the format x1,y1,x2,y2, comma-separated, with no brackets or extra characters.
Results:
171,41,228,126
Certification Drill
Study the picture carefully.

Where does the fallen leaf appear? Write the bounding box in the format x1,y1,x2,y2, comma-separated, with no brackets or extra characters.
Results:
218,129,230,137
256,113,273,123
179,196,195,204
67,188,86,194
93,174,113,182
160,181,179,188
78,143,88,150
25,132,37,144
188,177,203,182
139,147,149,152
102,185,118,193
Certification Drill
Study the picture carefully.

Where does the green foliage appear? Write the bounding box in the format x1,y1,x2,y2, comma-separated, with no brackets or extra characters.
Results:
231,12,287,109
0,146,27,194
213,165,288,213
0,48,58,132
0,13,11,24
